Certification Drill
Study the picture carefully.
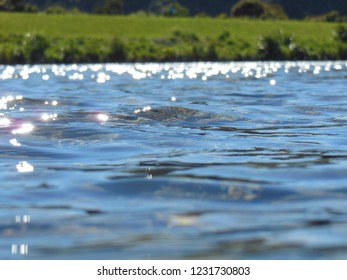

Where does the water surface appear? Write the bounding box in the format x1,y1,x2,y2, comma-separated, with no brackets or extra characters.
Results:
1,61,347,259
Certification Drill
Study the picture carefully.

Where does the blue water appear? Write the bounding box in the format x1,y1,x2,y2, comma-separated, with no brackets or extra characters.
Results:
1,61,347,259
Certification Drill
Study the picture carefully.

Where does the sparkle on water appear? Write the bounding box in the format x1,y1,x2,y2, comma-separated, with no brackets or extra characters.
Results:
16,161,34,173
1,61,347,259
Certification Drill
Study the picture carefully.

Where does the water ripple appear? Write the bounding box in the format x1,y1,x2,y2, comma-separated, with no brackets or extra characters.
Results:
1,61,347,259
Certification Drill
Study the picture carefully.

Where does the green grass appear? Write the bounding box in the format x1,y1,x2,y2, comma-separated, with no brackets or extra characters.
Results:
0,12,338,42
0,12,345,63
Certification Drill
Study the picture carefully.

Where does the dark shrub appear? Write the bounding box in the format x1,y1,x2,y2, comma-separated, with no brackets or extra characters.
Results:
0,43,25,64
218,31,231,42
338,44,347,59
0,0,34,12
109,37,127,61
23,33,49,63
334,25,347,42
205,41,218,61
257,35,283,60
326,10,341,22
231,0,287,19
232,0,265,18
289,45,310,60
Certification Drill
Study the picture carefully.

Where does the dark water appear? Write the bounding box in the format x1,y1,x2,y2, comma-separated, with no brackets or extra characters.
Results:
1,61,347,259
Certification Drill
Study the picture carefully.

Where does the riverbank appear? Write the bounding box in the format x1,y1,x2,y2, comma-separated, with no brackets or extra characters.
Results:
0,12,346,63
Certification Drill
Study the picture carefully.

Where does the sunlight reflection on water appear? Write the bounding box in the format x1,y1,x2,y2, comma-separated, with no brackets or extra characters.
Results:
0,61,345,82
1,61,347,259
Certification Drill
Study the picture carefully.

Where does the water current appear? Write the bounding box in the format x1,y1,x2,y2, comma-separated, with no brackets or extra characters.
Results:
1,61,347,259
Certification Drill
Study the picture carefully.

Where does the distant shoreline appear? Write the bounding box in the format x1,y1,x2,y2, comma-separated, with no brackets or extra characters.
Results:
0,13,346,64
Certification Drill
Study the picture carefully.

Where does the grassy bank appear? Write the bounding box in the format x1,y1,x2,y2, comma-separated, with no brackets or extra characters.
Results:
0,12,346,63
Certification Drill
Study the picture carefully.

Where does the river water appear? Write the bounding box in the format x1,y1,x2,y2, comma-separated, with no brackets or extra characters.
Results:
1,61,347,259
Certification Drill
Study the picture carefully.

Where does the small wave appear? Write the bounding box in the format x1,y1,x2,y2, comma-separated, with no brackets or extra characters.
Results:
133,106,236,126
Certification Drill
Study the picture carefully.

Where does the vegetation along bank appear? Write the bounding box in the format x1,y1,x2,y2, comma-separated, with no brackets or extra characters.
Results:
0,13,347,64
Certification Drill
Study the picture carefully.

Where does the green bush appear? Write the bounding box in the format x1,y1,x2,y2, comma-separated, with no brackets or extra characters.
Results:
69,8,84,15
0,43,25,63
45,5,68,14
22,33,49,63
160,47,178,61
125,38,160,62
129,10,149,17
306,11,347,23
44,5,84,15
0,21,345,64
44,39,65,62
326,10,341,22
190,44,205,60
172,30,200,44
23,4,39,13
83,38,109,62
56,39,84,62
216,13,229,19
